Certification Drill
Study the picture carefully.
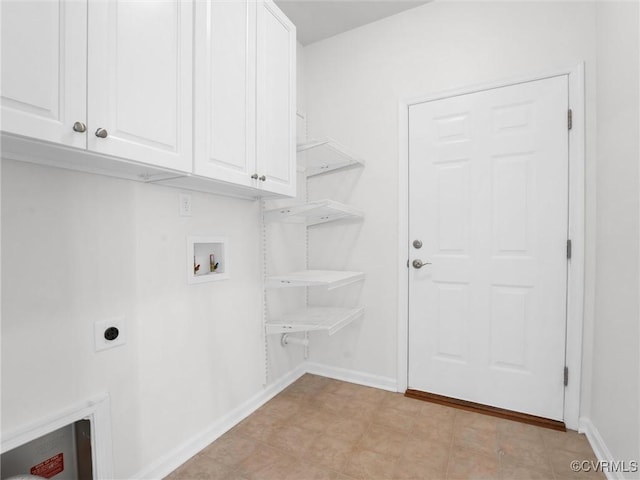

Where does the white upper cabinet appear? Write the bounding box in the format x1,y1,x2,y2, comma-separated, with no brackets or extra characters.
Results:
193,0,256,187
256,0,296,197
87,1,193,172
2,0,192,173
1,0,296,198
1,1,87,149
194,0,296,197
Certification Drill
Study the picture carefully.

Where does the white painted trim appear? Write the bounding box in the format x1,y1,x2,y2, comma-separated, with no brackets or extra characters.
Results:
397,64,586,429
636,3,640,459
1,394,114,480
132,363,394,478
132,364,307,480
305,362,397,392
128,363,402,478
401,65,585,108
565,64,586,431
579,417,625,480
397,101,410,394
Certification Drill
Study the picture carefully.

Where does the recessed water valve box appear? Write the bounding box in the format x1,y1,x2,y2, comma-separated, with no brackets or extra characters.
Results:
186,236,229,284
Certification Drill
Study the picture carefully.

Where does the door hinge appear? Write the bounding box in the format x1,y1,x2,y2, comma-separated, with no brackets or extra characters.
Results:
567,239,572,259
564,366,569,386
568,109,573,130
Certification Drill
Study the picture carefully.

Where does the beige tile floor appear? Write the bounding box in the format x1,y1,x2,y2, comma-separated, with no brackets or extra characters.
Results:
166,374,604,480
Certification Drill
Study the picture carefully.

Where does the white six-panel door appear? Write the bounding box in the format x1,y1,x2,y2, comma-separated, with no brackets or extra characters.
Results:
87,0,193,172
408,76,569,420
1,1,87,148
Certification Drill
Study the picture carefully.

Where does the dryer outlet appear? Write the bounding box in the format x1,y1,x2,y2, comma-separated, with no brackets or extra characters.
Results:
94,316,126,352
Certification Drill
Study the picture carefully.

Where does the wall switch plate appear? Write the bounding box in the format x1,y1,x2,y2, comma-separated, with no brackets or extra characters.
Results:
179,193,192,217
94,316,126,352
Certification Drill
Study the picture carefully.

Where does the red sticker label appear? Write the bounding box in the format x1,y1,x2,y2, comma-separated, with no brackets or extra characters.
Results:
30,453,64,479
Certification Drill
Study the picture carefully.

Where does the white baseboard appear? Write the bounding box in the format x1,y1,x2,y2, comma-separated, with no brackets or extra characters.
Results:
132,364,306,479
132,362,398,479
579,417,628,480
304,361,398,392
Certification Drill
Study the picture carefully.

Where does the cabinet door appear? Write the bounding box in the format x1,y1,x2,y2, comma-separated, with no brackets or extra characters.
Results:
256,0,296,197
1,1,87,148
194,0,256,188
87,0,192,172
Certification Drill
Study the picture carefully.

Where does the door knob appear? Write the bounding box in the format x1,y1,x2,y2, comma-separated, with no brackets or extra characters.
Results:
72,121,86,133
412,259,431,269
95,128,108,138
251,173,259,180
258,175,266,182
413,239,423,249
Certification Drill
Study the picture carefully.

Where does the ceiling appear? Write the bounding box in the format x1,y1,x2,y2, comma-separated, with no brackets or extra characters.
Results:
274,1,431,46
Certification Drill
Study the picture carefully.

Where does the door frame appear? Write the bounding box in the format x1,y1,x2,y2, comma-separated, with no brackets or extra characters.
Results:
396,65,585,430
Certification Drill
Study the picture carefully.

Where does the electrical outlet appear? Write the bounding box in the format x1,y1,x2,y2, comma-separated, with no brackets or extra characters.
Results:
94,316,126,352
179,193,192,217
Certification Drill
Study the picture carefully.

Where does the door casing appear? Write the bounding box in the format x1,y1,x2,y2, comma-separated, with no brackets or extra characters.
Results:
396,65,585,430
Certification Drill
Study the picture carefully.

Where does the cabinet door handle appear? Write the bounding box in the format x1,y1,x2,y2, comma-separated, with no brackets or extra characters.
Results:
95,128,108,138
72,121,86,133
258,175,266,182
251,173,259,180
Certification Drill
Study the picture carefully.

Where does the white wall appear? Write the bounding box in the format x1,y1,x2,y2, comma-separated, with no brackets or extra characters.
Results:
591,0,640,470
1,40,308,478
0,160,265,477
303,0,640,468
303,0,598,385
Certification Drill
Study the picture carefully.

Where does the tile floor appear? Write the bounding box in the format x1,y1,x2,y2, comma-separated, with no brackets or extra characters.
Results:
165,374,603,480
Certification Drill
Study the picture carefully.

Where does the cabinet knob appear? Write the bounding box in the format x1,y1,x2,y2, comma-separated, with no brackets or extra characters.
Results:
251,173,259,180
95,128,108,138
72,121,86,133
258,175,266,182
